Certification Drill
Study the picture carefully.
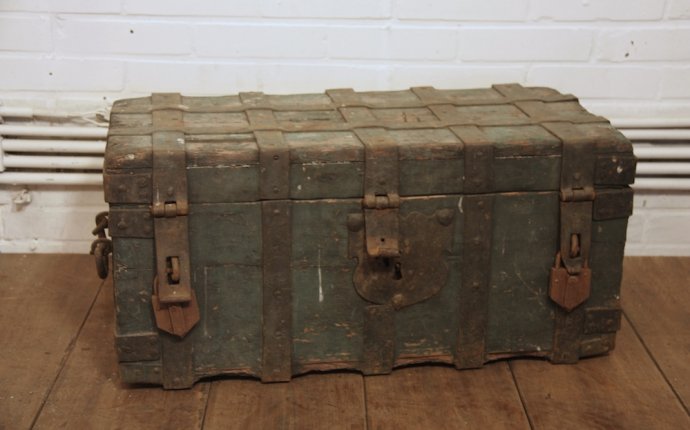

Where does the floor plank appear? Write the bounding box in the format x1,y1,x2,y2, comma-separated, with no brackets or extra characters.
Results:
0,254,102,430
511,318,690,430
31,278,209,430
622,257,690,413
365,363,531,429
203,373,366,430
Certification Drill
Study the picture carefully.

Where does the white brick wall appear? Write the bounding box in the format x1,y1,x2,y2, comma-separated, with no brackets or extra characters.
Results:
0,0,689,255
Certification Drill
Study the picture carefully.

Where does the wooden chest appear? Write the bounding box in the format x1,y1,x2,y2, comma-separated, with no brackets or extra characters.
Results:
99,84,635,389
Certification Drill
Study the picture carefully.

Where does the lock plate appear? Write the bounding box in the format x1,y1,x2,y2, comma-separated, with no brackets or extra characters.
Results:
348,208,456,309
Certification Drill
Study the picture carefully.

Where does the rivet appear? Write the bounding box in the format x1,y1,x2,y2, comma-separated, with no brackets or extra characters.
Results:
436,208,455,226
347,214,364,232
273,155,279,160
117,184,126,192
117,220,128,230
167,186,174,197
273,186,279,193
392,293,404,308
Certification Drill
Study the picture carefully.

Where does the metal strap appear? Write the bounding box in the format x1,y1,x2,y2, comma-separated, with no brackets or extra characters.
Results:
150,93,197,388
325,88,360,106
451,126,494,194
355,128,401,258
353,128,400,373
545,122,595,276
361,304,395,374
255,130,290,200
544,122,596,362
455,194,494,368
160,335,195,389
150,93,194,308
261,200,293,382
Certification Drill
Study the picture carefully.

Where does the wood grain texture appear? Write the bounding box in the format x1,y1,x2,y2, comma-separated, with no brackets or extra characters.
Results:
365,363,531,429
0,254,101,430
622,256,690,413
511,318,690,430
203,373,366,430
32,278,208,430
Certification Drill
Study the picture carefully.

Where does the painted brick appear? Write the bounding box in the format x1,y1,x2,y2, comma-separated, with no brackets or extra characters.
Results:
582,100,690,122
661,67,690,98
625,243,690,257
0,239,95,253
123,0,259,17
668,0,690,19
193,24,326,59
390,65,527,89
261,64,390,93
527,66,661,99
457,28,594,62
328,27,388,59
0,16,52,52
389,27,457,60
396,0,528,21
28,187,107,208
260,0,391,18
634,193,690,209
125,61,263,94
625,213,645,243
0,58,125,91
55,19,191,55
596,29,690,62
3,207,100,241
643,211,690,244
529,0,665,21
0,0,121,13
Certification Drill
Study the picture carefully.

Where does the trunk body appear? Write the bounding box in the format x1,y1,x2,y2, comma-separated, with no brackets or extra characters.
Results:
104,84,635,388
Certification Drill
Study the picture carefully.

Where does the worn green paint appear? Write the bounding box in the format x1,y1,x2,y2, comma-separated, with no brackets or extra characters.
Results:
112,238,156,337
107,86,634,386
190,264,262,374
486,192,558,353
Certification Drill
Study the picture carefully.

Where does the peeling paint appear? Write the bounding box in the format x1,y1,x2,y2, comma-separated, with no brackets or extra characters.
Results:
317,248,324,303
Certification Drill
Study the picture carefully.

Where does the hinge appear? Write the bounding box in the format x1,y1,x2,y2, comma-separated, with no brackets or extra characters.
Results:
363,192,400,258
150,93,199,338
546,123,596,312
355,128,402,259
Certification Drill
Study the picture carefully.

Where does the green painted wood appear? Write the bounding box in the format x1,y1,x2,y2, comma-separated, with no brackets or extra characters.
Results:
107,85,633,387
190,264,262,375
486,192,558,354
112,238,156,337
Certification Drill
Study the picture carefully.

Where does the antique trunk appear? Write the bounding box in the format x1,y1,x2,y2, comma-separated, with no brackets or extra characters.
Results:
98,84,635,389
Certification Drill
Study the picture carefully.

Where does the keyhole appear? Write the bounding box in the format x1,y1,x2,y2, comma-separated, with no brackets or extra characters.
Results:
394,262,403,280
570,233,581,258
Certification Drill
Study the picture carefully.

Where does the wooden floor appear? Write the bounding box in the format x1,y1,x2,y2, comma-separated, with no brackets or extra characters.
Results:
0,255,688,430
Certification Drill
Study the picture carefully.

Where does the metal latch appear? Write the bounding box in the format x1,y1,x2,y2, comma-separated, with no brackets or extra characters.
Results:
150,199,200,338
149,102,199,337
363,192,400,258
549,187,594,312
